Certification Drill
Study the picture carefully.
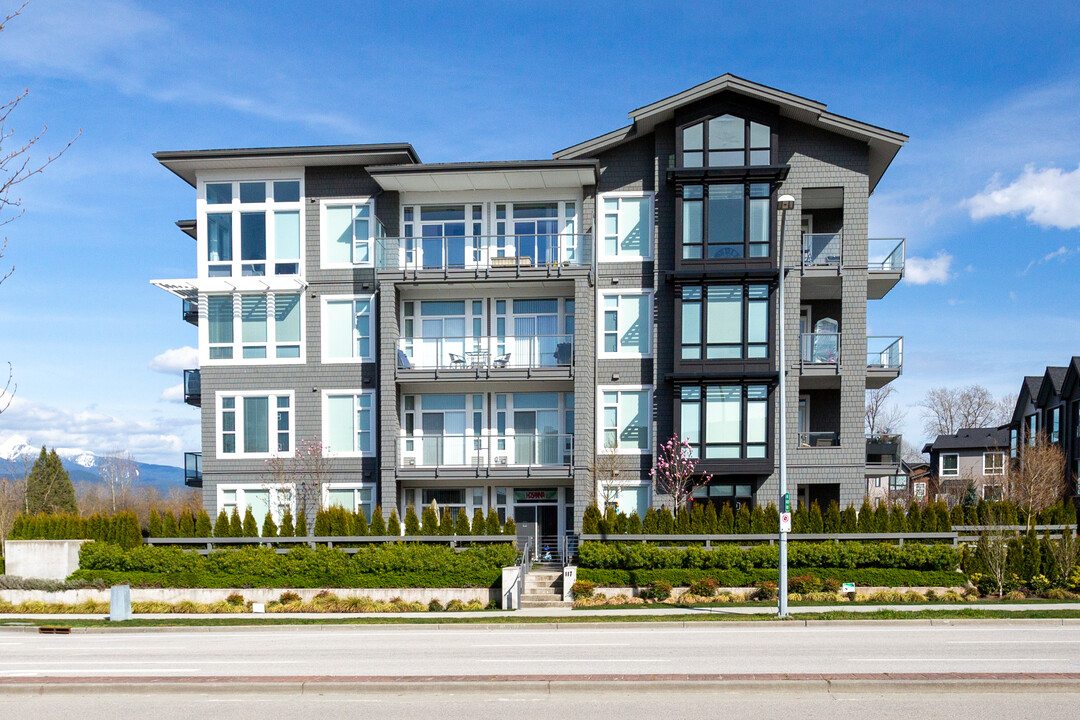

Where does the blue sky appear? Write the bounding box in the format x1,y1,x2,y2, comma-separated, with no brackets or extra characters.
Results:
1,0,1078,464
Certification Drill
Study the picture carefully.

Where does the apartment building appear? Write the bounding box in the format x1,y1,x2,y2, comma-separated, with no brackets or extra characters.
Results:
153,74,907,548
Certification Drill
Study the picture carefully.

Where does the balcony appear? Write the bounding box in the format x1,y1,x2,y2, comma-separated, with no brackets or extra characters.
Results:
796,233,906,300
377,234,589,277
182,298,198,325
798,332,840,387
798,431,840,448
868,238,905,299
866,433,902,476
866,336,903,388
398,434,574,478
184,451,202,488
183,369,201,407
396,335,573,381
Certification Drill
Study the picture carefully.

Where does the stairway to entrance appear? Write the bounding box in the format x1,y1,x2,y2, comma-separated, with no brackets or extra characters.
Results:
519,563,568,609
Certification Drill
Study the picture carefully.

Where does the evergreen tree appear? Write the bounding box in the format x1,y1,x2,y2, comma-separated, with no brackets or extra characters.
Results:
718,504,735,534
840,505,857,533
313,509,331,536
228,507,243,537
641,507,659,534
384,509,400,537
965,505,979,525
976,498,989,525
353,509,369,536
657,506,675,534
25,447,78,515
690,503,705,533
675,506,692,534
873,503,889,533
162,510,179,538
961,482,979,510
484,508,501,535
1021,532,1040,582
421,504,439,535
582,504,602,534
277,509,294,538
889,504,908,533
213,510,230,538
750,504,766,534
764,502,780,533
856,499,875,532
503,517,516,536
792,504,809,533
148,509,162,538
614,511,628,534
1064,500,1077,525
405,506,422,535
907,502,922,532
823,501,841,533
808,501,824,533
262,512,278,538
294,509,308,537
627,510,642,534
455,507,471,535
703,503,719,534
735,504,751,534
242,507,259,537
471,508,486,535
369,506,386,536
439,507,455,535
179,511,195,538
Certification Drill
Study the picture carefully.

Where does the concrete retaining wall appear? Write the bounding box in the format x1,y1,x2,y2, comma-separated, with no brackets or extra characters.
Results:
3,540,88,580
594,585,968,599
0,586,497,606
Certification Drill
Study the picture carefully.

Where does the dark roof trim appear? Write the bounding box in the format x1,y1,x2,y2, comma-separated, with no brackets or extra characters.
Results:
367,159,599,175
176,219,196,240
153,143,420,164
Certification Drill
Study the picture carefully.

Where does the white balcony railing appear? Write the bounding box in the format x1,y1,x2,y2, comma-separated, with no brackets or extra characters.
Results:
377,234,589,272
398,434,574,468
867,336,903,370
397,335,573,371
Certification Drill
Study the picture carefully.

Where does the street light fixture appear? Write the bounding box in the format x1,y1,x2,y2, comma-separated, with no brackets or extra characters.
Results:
776,194,795,618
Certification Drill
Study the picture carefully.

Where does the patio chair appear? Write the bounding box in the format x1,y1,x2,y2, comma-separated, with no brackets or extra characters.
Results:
491,353,511,368
448,353,466,369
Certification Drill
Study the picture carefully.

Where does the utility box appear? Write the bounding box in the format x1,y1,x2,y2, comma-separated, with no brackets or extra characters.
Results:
109,585,132,622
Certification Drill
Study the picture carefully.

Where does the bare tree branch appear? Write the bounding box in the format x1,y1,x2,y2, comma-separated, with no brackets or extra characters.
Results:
866,386,907,436
919,385,1012,437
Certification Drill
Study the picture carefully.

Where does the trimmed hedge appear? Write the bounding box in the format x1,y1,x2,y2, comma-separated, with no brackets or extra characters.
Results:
71,541,516,588
577,567,968,589
8,512,142,548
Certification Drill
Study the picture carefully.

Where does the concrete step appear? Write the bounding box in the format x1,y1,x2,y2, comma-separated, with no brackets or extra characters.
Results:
520,599,571,608
523,590,562,598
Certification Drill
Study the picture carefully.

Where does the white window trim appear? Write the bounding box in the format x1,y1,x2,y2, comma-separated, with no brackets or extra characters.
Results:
596,384,654,455
201,291,306,366
217,483,294,522
319,197,377,270
215,390,295,459
940,453,959,477
323,483,376,514
597,289,654,359
597,191,655,262
197,171,305,281
983,451,1005,476
321,389,377,458
321,294,376,364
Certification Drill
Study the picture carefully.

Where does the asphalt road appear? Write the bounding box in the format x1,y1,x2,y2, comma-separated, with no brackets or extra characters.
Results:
2,622,1080,678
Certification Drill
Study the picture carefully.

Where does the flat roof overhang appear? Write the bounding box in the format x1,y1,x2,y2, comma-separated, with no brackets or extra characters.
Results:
151,276,308,300
367,160,599,193
154,144,421,187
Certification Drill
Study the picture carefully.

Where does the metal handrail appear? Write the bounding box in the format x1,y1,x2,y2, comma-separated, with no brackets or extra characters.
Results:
867,336,903,369
801,232,842,267
868,238,905,271
399,434,574,468
800,332,840,364
398,335,574,370
376,233,590,272
798,431,840,447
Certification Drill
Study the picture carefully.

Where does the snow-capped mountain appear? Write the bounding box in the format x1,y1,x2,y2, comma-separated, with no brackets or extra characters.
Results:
0,435,185,493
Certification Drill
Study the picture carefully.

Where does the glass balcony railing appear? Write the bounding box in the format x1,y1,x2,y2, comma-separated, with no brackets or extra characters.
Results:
798,431,840,447
868,238,905,272
399,434,574,468
866,433,902,467
800,333,840,364
182,298,198,325
183,369,201,407
801,232,842,266
376,234,589,272
867,336,903,370
184,451,202,488
397,335,573,371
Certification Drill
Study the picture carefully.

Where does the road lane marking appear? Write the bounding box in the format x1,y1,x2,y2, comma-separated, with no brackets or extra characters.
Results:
471,643,631,647
850,658,1059,662
474,658,666,662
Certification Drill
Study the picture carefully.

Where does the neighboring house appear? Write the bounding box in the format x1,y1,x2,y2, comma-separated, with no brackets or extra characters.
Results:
152,73,908,548
1006,358,1080,497
922,428,1011,501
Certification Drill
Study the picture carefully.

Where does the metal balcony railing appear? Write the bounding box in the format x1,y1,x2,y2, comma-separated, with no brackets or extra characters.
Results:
868,238,905,272
866,433,902,466
184,451,202,488
376,234,589,272
798,431,840,447
399,434,574,469
183,369,201,407
801,232,842,266
397,335,573,371
800,332,840,364
182,298,199,325
867,336,903,370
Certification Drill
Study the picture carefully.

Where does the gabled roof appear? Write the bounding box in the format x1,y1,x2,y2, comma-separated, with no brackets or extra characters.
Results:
1036,366,1069,406
1012,375,1046,424
1060,357,1080,397
553,73,907,192
922,427,1011,454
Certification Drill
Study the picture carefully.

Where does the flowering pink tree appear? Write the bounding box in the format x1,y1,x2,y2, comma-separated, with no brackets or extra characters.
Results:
262,436,332,535
650,436,711,514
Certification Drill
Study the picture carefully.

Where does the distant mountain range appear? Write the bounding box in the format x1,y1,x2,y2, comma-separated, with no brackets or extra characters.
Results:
0,436,186,495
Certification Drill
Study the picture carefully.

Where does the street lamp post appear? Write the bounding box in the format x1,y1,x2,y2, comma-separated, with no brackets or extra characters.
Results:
776,194,795,619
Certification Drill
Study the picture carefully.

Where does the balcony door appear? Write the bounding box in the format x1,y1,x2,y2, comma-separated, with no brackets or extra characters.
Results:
513,299,559,368
421,409,466,466
513,408,560,465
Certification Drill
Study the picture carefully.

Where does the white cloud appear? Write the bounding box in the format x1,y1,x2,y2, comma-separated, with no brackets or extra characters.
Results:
967,165,1080,230
1020,245,1079,275
160,384,184,403
904,252,953,285
148,347,198,375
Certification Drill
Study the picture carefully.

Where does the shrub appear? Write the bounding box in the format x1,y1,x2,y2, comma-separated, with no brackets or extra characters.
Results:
148,509,162,538
439,508,455,536
626,511,642,535
1003,590,1026,601
686,576,719,598
383,509,398,537
503,518,516,536
229,508,243,537
641,507,659,534
179,511,196,538
753,581,777,601
225,592,245,606
657,507,675,534
582,504,602,534
313,509,331,537
262,512,278,538
1029,573,1052,594
421,506,439,535
242,508,259,537
735,504,751,534
485,508,501,536
428,598,444,612
162,510,179,538
640,580,672,602
788,574,822,594
278,510,294,538
279,591,301,603
821,577,841,593
295,510,308,537
840,506,857,533
455,508,471,536
809,502,824,534
353,510,369,537
823,501,841,533
404,507,421,535
718,504,734,534
1046,588,1076,600
571,580,596,599
445,599,464,611
213,511,230,538
471,509,486,536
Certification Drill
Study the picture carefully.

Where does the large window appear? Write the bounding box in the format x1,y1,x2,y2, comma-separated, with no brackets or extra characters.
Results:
1026,413,1038,445
203,179,302,277
1050,406,1061,443
322,199,377,267
323,295,374,362
206,293,302,362
680,114,771,168
679,384,768,459
983,452,1005,476
325,485,374,520
600,387,652,454
218,392,293,458
324,391,375,457
681,183,770,259
680,284,769,360
599,291,652,357
599,193,653,261
940,453,959,477
218,485,293,528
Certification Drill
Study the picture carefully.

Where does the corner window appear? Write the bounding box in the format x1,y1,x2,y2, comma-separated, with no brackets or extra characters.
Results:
202,179,302,278
680,183,770,260
680,284,769,360
599,193,653,261
322,199,377,267
323,295,374,362
324,391,376,457
218,392,293,458
599,291,652,357
600,387,652,453
940,453,959,477
678,384,769,460
205,292,303,363
983,452,1005,476
680,115,770,168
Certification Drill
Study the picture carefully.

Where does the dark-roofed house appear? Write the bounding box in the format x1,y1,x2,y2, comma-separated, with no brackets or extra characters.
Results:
922,427,1011,501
